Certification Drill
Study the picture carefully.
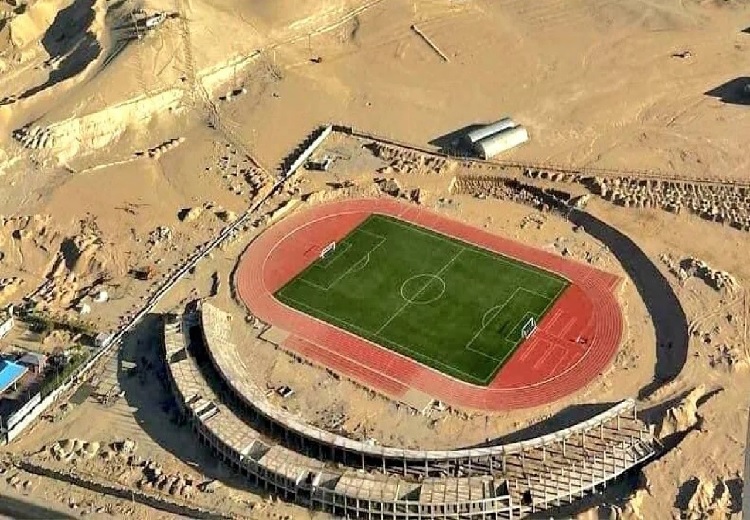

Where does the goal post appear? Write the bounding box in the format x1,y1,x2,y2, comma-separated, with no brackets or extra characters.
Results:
320,241,336,259
521,316,537,339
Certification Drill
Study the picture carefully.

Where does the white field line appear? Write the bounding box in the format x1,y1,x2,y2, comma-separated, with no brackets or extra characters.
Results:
299,235,386,291
519,287,557,300
374,247,464,335
482,283,569,379
317,227,386,269
464,345,504,363
277,292,488,384
278,291,381,339
373,214,566,288
464,286,558,361
358,228,390,241
317,241,353,269
534,283,567,328
507,311,535,342
464,288,521,352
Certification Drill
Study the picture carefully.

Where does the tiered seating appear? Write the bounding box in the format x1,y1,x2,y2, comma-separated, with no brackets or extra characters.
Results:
161,302,658,518
163,310,514,518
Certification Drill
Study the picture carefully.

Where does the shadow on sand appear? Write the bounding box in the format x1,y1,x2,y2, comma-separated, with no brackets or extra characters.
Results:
20,0,101,99
428,124,485,155
567,208,689,398
116,314,268,497
704,77,750,106
673,469,741,514
0,494,78,519
469,402,618,448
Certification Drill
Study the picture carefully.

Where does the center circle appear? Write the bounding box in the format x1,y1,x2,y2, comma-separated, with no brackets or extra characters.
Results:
400,274,446,305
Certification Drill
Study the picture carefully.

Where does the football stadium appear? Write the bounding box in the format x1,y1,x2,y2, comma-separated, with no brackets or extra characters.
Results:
157,197,656,519
5,0,747,517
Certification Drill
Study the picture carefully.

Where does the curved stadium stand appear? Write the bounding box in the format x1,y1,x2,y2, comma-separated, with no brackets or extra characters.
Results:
162,301,658,519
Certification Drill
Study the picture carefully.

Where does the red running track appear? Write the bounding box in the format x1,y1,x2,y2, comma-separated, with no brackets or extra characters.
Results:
235,198,623,411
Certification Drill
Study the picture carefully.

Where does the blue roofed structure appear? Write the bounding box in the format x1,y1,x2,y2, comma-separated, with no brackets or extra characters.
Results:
0,359,27,394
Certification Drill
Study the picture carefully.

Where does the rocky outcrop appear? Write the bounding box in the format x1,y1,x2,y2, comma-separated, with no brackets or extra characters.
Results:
657,385,706,439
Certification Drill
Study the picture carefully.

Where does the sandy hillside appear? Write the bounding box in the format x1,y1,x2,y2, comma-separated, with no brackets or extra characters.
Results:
0,0,749,518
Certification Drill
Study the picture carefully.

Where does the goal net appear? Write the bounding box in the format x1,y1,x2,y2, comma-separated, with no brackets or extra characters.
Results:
320,242,336,259
521,316,537,339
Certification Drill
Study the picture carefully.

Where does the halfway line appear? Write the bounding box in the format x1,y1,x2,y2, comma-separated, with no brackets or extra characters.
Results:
375,247,464,335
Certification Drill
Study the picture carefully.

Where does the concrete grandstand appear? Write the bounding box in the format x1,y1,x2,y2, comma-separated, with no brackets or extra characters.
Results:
161,300,658,519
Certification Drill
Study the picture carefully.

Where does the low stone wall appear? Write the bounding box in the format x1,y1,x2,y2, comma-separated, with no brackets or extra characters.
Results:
14,458,230,520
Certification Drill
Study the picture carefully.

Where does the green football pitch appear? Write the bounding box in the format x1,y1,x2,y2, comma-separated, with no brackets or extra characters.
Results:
274,215,569,385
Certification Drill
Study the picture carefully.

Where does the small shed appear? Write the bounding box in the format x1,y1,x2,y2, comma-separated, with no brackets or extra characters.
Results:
18,352,47,374
462,117,517,147
473,126,529,160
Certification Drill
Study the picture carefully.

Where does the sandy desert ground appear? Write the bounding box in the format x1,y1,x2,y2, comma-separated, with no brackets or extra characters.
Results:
0,0,750,518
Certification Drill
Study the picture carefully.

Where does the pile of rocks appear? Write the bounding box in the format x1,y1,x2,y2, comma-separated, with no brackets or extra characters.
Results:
684,476,732,518
12,125,54,149
178,206,203,223
178,203,237,224
681,257,738,292
136,137,185,159
590,177,750,231
659,253,688,283
451,176,548,210
137,459,194,498
373,143,453,175
522,169,750,232
5,473,34,491
525,169,583,184
708,343,749,372
0,277,23,299
661,254,738,292
113,439,137,455
49,438,101,462
215,209,237,223
198,479,222,493
520,214,547,230
207,143,267,198
147,226,172,246
377,177,402,196
219,87,247,102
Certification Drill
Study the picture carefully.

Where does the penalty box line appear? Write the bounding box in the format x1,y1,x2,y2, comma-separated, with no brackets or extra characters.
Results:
276,291,490,385
486,281,563,376
464,288,521,362
318,228,386,269
298,232,386,292
317,241,353,269
463,287,554,362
